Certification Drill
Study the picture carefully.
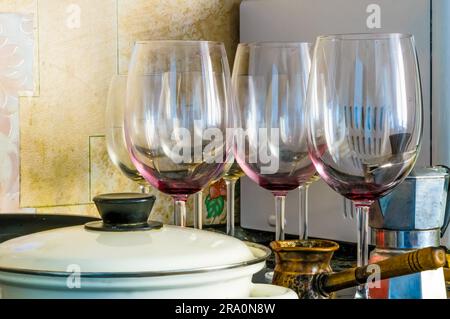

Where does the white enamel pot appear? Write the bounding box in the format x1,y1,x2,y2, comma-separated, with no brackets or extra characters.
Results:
0,194,297,299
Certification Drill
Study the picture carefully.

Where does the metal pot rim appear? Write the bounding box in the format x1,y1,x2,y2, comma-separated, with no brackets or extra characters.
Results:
270,239,340,252
0,242,271,279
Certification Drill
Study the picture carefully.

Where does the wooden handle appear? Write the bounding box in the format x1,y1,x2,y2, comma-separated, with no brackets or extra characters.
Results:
319,247,446,295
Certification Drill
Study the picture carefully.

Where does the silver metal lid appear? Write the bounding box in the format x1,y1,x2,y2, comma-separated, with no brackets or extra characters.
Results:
369,166,450,231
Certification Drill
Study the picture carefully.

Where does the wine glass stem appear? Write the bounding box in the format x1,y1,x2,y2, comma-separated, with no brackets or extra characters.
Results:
274,195,286,241
355,204,370,298
174,198,187,227
299,185,309,240
225,178,236,236
193,192,203,230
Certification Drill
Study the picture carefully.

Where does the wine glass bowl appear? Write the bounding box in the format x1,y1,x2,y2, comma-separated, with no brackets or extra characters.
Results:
233,42,316,240
306,33,423,298
125,40,233,226
307,33,422,204
105,75,148,191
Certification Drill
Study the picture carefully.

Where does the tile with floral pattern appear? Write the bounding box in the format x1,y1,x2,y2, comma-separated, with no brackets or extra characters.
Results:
0,13,34,212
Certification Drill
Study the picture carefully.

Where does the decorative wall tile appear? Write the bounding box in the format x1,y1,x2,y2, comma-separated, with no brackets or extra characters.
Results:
36,203,99,217
0,0,36,13
118,0,241,74
19,0,117,209
0,0,38,96
3,0,242,222
0,13,34,212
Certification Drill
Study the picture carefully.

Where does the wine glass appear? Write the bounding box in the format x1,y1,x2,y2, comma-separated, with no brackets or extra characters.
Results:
125,40,234,227
232,42,316,241
105,75,150,194
306,33,422,298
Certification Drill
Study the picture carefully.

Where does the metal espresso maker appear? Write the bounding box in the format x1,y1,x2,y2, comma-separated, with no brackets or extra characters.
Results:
369,166,450,299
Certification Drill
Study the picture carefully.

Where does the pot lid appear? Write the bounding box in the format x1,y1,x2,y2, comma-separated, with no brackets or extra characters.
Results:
0,194,267,276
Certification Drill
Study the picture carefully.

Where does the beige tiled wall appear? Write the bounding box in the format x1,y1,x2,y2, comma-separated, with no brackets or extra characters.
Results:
117,0,241,74
4,0,241,222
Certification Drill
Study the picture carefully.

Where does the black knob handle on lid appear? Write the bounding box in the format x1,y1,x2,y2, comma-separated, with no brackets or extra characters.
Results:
85,193,163,232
